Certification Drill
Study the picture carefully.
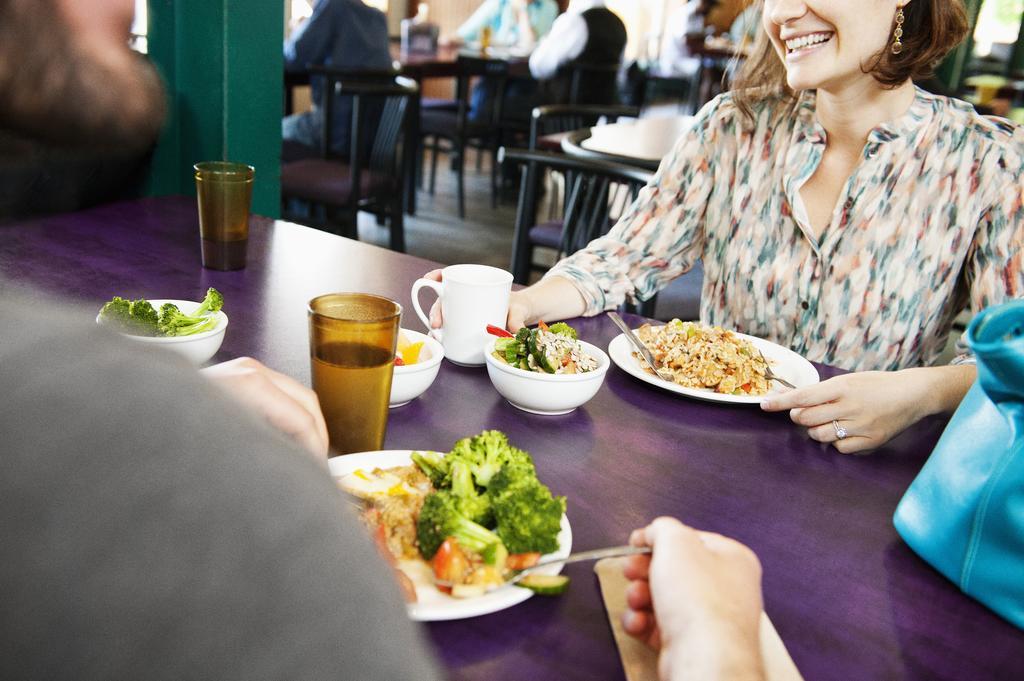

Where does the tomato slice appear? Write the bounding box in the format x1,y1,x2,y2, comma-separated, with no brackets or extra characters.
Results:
394,356,405,366
432,537,470,584
486,324,513,338
506,552,541,570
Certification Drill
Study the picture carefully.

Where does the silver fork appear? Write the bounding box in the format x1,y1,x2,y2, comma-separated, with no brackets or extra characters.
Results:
435,545,652,590
607,311,675,383
757,349,796,389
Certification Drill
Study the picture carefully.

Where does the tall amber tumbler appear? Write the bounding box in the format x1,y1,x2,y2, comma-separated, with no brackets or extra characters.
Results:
308,293,402,456
194,161,254,270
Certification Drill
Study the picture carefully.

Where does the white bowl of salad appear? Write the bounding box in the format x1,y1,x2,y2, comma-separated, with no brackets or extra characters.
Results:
484,322,609,415
390,329,444,408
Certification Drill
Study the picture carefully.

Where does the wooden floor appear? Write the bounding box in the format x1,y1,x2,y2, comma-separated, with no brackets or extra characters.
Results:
352,148,528,272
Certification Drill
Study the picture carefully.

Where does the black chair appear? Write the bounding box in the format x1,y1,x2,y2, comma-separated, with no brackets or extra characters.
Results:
502,148,653,285
637,73,696,113
420,55,510,218
281,69,417,252
527,104,640,226
528,103,640,151
563,61,622,106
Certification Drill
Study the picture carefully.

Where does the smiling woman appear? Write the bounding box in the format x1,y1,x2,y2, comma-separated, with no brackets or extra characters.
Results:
732,0,969,116
476,0,1024,454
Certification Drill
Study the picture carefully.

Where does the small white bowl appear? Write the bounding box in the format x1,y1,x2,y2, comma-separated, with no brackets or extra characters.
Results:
96,298,228,365
484,336,610,415
390,329,444,408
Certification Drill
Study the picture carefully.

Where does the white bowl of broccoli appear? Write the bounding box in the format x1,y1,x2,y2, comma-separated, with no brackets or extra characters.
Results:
96,289,228,365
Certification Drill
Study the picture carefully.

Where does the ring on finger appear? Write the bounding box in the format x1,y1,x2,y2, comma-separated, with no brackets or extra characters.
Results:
832,419,849,440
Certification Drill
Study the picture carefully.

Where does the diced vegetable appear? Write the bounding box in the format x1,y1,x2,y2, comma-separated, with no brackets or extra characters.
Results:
403,341,424,365
506,552,541,570
432,537,469,585
518,574,569,595
450,583,488,599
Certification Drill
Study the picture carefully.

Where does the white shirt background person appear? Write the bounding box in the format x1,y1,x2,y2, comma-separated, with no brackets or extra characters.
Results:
528,0,610,80
657,0,707,77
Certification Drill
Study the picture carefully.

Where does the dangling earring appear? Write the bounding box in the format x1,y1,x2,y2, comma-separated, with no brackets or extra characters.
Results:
891,7,905,55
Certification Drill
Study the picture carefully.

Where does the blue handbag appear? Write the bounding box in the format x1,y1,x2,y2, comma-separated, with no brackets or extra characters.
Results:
893,300,1024,629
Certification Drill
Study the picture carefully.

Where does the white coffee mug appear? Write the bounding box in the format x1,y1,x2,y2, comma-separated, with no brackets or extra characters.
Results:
411,264,513,366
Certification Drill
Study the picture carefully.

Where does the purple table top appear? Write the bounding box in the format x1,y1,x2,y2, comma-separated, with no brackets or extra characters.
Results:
3,197,1022,680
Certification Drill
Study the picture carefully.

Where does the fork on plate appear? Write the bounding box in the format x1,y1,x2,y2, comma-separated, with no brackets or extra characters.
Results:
757,349,796,389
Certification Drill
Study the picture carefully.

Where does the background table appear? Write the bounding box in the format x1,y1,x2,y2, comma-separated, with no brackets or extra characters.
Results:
562,116,694,171
3,197,1022,681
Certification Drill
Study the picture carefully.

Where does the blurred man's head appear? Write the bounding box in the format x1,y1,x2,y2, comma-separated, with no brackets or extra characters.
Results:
0,0,165,149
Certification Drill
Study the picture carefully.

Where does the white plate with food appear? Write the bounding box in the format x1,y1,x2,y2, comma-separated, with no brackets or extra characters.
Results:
608,320,819,405
329,449,572,621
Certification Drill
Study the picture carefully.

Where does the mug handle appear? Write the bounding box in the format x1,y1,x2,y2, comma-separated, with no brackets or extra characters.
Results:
411,277,443,341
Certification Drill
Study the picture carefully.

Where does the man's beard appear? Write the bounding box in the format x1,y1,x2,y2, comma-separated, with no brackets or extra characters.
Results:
0,0,166,151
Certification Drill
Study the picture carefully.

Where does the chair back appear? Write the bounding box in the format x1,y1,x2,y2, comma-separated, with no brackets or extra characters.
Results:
528,104,640,151
502,148,653,282
454,54,511,133
564,61,622,106
313,67,418,199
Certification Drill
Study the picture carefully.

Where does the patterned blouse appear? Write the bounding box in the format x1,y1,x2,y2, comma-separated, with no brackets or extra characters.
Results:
548,87,1024,372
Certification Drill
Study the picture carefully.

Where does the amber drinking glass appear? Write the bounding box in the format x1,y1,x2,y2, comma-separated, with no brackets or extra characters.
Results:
194,161,254,270
308,293,402,456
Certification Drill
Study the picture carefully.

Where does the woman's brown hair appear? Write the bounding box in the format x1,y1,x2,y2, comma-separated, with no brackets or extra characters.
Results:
730,0,969,120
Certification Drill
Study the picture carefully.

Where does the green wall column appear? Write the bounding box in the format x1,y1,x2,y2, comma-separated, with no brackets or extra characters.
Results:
1008,13,1024,75
936,0,983,93
146,0,282,218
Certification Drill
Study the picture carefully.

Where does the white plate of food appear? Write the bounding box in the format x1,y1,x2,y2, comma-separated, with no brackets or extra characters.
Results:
608,320,819,405
329,449,572,621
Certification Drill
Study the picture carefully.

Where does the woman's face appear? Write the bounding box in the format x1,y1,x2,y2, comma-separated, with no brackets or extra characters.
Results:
762,0,902,93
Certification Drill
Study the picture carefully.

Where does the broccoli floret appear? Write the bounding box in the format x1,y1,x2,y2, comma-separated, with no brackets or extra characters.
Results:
129,299,159,327
485,457,538,499
450,460,492,526
411,450,450,488
492,477,565,555
547,322,578,340
98,298,159,336
98,297,133,326
191,287,224,317
416,491,506,562
157,303,217,337
451,430,535,489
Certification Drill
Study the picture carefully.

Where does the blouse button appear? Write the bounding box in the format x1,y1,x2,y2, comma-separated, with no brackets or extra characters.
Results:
801,301,810,310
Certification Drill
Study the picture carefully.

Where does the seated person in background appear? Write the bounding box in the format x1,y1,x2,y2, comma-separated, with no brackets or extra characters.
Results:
283,0,392,161
431,0,1024,454
623,517,766,681
445,0,559,50
528,0,628,106
2,2,443,677
657,0,720,78
445,0,559,122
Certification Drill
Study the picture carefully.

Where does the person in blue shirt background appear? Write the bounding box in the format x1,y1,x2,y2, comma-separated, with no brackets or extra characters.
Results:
443,0,559,123
445,0,559,49
283,0,393,160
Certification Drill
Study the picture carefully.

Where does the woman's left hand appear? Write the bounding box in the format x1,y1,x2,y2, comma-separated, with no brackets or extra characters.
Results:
759,366,975,454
